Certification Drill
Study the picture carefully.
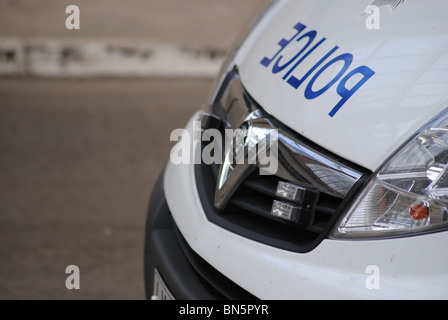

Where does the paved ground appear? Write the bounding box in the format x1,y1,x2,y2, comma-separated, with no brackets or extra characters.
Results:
0,0,269,300
0,78,212,299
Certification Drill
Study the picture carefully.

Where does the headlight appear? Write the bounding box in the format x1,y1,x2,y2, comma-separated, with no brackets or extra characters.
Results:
332,110,448,239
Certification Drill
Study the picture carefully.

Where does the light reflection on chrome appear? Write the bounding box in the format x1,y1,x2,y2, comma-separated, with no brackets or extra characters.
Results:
210,72,363,200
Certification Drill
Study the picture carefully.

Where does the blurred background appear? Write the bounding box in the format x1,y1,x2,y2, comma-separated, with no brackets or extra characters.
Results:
0,0,266,299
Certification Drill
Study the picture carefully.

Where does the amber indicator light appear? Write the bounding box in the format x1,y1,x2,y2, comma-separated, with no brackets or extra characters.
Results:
409,203,430,220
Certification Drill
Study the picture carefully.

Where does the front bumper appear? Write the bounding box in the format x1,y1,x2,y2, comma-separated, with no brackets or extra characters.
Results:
144,169,256,299
147,111,448,300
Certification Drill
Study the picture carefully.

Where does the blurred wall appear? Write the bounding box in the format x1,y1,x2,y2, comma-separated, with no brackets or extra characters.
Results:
0,0,269,77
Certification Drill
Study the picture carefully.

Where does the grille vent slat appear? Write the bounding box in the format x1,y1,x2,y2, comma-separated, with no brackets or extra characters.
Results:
233,175,339,234
196,145,366,253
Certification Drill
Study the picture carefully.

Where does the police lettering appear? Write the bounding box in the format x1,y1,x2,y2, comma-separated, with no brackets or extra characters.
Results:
260,22,375,117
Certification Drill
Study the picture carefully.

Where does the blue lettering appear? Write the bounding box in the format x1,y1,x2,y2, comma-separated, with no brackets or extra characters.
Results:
304,53,353,100
272,31,317,74
329,66,375,117
287,45,338,89
283,37,327,80
260,22,307,67
260,21,375,117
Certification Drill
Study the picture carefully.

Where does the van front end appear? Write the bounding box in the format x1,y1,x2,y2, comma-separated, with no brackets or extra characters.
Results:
144,0,448,300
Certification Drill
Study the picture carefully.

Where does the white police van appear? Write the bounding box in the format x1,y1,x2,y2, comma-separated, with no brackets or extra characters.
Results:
144,0,448,299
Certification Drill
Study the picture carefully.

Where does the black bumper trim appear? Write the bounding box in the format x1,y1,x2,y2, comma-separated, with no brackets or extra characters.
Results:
144,170,257,300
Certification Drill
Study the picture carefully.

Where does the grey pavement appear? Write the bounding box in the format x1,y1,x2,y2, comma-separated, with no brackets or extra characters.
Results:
0,0,268,300
0,78,212,299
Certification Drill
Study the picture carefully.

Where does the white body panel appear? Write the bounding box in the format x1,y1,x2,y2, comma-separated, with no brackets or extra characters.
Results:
165,114,448,299
234,0,448,171
162,0,448,300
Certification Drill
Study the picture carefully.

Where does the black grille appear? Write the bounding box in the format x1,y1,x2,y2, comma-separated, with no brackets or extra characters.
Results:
195,137,369,254
235,175,340,235
196,69,370,253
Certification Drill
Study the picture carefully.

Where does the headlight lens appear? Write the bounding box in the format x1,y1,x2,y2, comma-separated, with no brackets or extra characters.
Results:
332,110,448,239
